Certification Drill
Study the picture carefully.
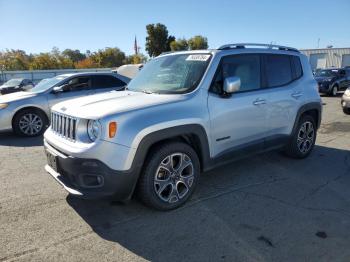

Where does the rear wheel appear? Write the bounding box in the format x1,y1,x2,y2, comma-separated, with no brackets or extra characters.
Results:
285,115,316,158
13,109,48,137
138,142,200,210
343,107,350,115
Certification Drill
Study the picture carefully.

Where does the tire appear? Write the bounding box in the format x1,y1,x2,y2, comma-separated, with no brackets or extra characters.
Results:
285,115,316,159
329,85,338,97
13,109,49,137
137,142,200,211
343,107,350,115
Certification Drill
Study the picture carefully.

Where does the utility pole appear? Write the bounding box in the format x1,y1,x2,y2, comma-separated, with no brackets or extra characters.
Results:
317,38,320,48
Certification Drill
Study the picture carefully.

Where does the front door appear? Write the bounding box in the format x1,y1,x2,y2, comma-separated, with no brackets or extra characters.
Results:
208,54,268,157
47,76,94,108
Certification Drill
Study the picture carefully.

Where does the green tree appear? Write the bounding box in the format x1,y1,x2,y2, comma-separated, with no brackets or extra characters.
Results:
0,49,31,70
90,47,126,68
145,23,174,57
170,38,189,51
124,53,148,64
188,35,208,50
29,53,58,70
62,49,86,63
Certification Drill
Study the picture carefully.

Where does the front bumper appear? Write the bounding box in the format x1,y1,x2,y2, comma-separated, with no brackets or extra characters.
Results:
317,82,331,93
341,95,350,109
44,141,140,200
0,108,13,132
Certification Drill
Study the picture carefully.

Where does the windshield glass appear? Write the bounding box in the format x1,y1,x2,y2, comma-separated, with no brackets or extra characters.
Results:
3,79,22,86
127,53,211,94
28,75,68,93
315,70,338,77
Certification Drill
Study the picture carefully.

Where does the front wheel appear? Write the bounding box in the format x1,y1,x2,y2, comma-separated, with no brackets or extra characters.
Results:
13,109,48,137
329,85,338,96
138,142,200,210
285,115,316,158
343,107,350,115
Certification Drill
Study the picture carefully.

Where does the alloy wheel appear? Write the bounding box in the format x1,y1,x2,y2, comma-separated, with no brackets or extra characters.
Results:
153,153,194,204
297,121,315,154
19,113,43,136
333,86,338,96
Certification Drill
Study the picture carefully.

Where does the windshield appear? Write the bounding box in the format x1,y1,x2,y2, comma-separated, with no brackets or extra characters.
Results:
315,70,338,77
127,53,211,94
28,75,68,93
3,79,22,86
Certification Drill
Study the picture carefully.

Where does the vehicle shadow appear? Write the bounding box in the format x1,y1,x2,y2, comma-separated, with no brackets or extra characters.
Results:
66,145,350,261
0,132,43,147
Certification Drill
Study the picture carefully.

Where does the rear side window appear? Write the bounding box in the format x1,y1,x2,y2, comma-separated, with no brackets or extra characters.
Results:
291,56,303,79
264,54,292,87
93,75,126,89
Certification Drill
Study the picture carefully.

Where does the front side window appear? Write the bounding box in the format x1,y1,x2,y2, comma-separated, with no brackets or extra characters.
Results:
211,54,261,94
66,77,91,92
127,53,211,94
93,75,126,89
265,54,292,87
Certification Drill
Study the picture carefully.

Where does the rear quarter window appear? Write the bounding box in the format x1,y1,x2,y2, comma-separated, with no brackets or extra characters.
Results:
265,54,292,87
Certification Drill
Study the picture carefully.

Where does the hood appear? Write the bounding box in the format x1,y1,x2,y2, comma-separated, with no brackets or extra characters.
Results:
0,84,15,89
0,91,36,103
52,90,185,119
315,76,334,83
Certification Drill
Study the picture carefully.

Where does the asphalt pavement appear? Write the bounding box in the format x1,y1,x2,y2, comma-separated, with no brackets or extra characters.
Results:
0,95,349,262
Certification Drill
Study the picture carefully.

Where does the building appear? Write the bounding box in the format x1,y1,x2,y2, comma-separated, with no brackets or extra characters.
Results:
300,47,350,70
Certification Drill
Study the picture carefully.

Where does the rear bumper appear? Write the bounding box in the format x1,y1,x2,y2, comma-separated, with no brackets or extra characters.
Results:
44,141,140,200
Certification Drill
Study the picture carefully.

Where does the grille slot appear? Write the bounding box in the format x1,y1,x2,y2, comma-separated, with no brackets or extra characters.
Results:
51,112,77,141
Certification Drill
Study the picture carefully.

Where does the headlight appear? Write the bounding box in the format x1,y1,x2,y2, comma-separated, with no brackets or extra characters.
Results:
0,103,8,109
345,89,350,96
87,120,101,142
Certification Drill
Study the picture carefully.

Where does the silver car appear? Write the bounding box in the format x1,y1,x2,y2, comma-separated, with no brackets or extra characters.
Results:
0,72,130,136
44,44,322,210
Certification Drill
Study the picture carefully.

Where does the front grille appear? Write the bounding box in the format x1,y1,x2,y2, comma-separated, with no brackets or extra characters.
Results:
51,112,77,141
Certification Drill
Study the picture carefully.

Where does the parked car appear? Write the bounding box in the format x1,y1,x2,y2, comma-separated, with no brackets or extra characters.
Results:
0,78,34,95
44,43,322,210
341,87,350,114
315,68,350,96
0,72,130,136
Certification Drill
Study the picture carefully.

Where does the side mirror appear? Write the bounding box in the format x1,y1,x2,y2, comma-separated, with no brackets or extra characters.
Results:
223,76,241,94
53,84,69,93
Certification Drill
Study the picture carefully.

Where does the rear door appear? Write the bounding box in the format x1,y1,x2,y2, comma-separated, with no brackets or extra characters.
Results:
92,75,126,94
263,54,304,145
208,54,268,157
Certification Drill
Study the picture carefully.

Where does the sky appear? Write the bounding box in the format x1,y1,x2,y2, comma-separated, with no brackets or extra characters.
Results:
0,0,349,55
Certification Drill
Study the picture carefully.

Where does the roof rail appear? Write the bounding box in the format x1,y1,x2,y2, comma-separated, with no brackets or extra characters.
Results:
217,43,299,53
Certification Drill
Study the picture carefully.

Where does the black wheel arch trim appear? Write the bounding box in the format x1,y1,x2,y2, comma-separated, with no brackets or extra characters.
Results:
291,102,322,135
131,124,211,172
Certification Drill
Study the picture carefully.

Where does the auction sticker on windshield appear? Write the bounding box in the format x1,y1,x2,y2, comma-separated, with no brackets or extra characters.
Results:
186,54,211,61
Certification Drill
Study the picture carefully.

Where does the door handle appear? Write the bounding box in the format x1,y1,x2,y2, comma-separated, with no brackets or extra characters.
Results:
291,91,303,99
253,98,266,105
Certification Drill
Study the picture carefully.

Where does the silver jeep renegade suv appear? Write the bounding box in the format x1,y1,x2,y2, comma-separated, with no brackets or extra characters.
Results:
44,43,322,210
